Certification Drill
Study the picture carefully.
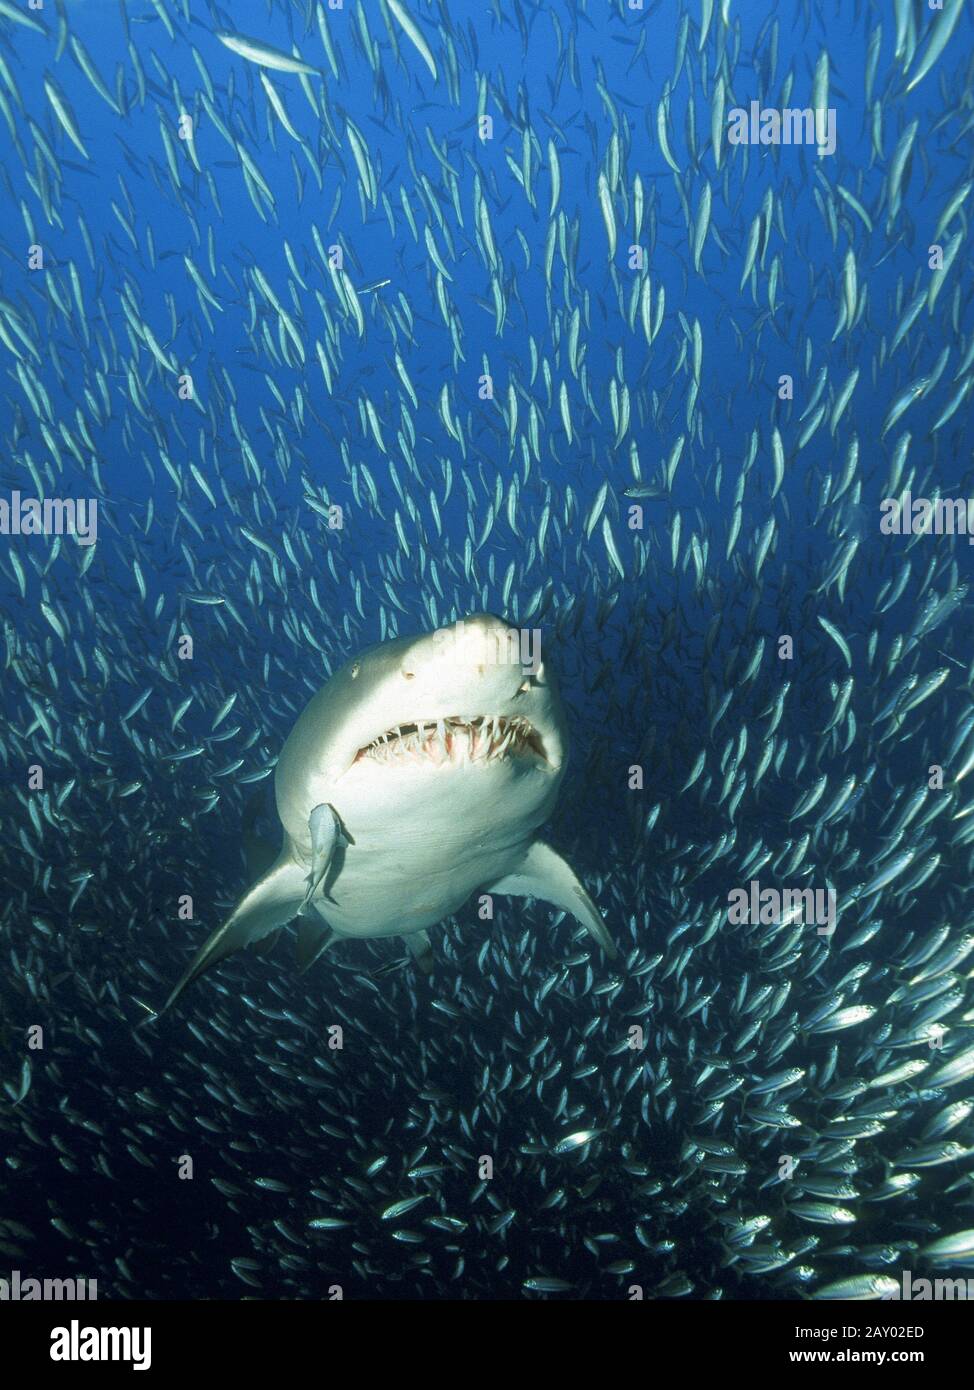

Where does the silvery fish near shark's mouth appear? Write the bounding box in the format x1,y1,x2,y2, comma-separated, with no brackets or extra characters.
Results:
353,715,548,767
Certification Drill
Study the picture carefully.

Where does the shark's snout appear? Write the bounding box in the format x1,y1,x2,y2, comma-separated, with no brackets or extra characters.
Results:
407,613,524,680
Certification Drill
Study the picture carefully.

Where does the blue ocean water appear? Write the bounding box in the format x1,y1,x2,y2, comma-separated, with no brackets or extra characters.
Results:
2,0,974,1304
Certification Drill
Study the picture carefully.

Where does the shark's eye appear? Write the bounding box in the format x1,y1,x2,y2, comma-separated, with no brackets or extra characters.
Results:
402,669,415,679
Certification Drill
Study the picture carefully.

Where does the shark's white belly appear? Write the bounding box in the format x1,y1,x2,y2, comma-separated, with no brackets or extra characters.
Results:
316,834,529,938
299,754,560,939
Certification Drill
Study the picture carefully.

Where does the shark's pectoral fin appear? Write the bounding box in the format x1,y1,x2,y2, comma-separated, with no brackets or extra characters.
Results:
242,789,279,882
295,911,335,974
164,853,307,1012
487,840,617,959
404,930,435,974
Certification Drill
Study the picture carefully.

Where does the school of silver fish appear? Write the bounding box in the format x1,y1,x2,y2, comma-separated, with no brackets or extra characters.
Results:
1,0,974,1301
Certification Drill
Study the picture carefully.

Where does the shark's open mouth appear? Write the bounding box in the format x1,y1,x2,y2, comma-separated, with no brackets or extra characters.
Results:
354,716,548,767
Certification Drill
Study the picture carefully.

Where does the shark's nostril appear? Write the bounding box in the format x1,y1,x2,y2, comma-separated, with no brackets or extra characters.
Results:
402,670,415,680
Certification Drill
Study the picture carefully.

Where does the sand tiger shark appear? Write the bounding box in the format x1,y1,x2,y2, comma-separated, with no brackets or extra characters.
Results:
165,613,615,1010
